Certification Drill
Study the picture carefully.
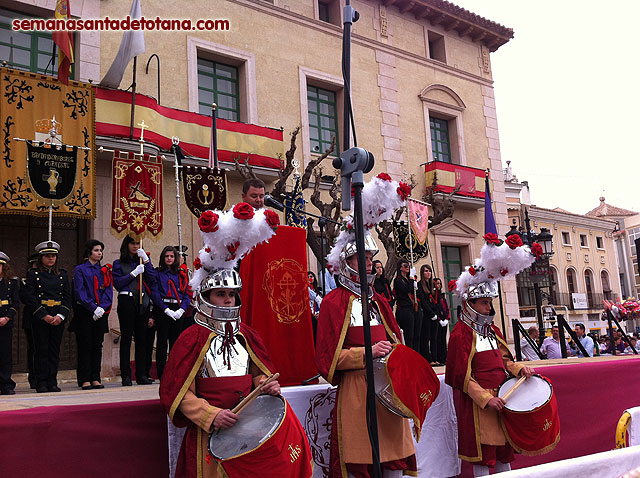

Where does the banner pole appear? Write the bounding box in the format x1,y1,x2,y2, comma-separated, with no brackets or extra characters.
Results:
405,198,418,310
172,142,184,264
48,202,53,242
139,237,144,305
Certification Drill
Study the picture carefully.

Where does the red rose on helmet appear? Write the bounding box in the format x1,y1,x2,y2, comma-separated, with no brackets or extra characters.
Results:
483,233,501,246
264,209,280,230
500,267,509,276
377,173,392,182
227,241,240,259
448,279,457,292
506,234,523,249
531,242,543,258
193,257,202,270
469,266,476,276
198,210,219,233
397,182,411,201
233,202,255,220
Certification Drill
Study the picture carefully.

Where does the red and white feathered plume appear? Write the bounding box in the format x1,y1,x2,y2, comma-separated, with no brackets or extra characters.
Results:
327,173,411,271
190,203,280,290
451,233,542,299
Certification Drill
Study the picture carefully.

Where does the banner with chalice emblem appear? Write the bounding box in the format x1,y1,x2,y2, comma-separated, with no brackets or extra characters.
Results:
110,151,163,240
26,141,78,201
181,165,227,217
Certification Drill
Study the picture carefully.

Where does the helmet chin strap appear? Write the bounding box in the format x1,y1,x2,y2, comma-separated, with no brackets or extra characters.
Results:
461,301,495,337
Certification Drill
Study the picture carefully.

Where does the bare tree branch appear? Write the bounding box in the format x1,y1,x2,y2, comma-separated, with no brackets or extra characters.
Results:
271,126,301,200
232,155,257,181
301,136,336,190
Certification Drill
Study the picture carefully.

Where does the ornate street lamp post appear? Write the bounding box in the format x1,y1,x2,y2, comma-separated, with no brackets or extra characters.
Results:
507,210,554,346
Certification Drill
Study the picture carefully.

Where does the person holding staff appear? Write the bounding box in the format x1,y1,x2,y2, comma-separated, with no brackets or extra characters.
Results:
112,235,155,386
23,241,71,393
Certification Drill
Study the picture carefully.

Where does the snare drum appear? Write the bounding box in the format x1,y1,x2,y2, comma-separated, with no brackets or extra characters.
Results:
208,395,313,478
373,344,440,439
498,375,560,455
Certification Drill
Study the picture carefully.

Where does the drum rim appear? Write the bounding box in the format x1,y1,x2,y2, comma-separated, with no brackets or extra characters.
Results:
208,394,287,461
498,374,553,414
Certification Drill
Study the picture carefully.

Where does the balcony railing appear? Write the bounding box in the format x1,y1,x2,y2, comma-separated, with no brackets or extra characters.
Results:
552,292,605,310
424,161,487,199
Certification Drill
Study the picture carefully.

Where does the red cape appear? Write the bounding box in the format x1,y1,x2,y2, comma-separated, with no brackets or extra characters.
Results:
159,322,275,427
315,286,403,386
445,320,511,462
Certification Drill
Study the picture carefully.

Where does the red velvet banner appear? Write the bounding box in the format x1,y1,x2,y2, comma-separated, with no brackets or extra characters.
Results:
0,400,168,477
110,151,163,240
239,226,318,386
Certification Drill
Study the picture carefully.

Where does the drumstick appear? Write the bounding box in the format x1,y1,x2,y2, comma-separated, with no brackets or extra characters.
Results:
501,375,527,402
231,372,280,415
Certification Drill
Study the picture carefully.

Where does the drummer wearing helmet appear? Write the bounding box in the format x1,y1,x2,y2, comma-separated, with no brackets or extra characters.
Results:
159,204,312,478
316,174,418,478
445,236,537,476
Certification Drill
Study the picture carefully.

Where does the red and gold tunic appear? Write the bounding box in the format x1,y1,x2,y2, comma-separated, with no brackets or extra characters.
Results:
445,321,525,463
315,287,416,478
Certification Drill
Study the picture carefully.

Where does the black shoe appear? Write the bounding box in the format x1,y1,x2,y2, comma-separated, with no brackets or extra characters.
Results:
145,376,155,384
36,386,49,393
136,377,153,385
82,384,93,390
91,382,105,389
0,389,16,395
122,377,132,386
48,386,61,392
29,382,37,390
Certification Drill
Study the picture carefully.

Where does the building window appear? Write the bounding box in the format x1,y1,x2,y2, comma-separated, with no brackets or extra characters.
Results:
596,236,604,249
307,85,339,155
197,58,239,120
316,0,341,26
566,268,576,294
430,116,451,163
601,270,612,300
441,245,463,325
0,9,71,75
561,232,571,246
580,234,588,247
427,30,446,63
584,270,594,308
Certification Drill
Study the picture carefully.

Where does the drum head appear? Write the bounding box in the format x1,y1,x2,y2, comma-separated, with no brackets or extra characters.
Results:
498,375,552,412
208,394,286,460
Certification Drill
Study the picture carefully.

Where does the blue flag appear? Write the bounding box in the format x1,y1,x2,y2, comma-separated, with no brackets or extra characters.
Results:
484,173,498,235
284,176,307,228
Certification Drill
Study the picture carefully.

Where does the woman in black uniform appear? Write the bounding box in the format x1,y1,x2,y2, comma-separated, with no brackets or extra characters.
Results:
23,241,72,393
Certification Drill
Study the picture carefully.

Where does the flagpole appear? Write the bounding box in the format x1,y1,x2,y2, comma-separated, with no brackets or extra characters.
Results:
129,56,138,140
172,138,185,264
485,168,507,337
211,103,219,169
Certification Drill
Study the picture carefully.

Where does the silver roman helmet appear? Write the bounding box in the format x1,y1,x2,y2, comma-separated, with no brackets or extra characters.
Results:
338,232,379,285
194,268,242,335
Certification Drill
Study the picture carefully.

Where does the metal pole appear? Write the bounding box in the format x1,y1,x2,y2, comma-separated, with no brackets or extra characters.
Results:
173,148,183,264
212,104,219,169
534,282,544,347
352,170,381,478
319,218,327,297
129,57,138,140
558,314,568,358
512,318,522,361
342,2,352,153
405,204,418,310
139,237,144,305
145,54,160,105
497,281,507,338
48,203,53,242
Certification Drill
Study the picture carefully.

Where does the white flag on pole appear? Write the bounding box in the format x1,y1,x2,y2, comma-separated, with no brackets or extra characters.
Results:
99,0,145,88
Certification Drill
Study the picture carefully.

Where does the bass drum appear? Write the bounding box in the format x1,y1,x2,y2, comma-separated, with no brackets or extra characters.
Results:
208,394,285,460
498,375,560,455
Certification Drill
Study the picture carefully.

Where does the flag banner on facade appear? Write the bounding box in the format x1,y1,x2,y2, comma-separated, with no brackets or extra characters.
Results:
95,88,284,169
239,226,318,386
110,151,163,240
52,0,74,85
0,68,96,218
284,176,307,228
26,141,78,201
181,165,227,217
407,198,429,245
484,173,498,235
424,161,485,199
393,221,428,261
99,0,145,88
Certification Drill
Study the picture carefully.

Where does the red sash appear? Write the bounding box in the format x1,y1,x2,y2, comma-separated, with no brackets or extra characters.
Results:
345,324,388,347
195,375,252,410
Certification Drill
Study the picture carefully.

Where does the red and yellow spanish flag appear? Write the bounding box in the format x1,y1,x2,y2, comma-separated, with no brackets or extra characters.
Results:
52,0,74,85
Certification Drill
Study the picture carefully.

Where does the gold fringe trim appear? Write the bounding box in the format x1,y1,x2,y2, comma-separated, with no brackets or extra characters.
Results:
327,294,355,385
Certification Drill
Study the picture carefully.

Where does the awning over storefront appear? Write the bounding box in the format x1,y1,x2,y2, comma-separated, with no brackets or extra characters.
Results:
95,88,284,170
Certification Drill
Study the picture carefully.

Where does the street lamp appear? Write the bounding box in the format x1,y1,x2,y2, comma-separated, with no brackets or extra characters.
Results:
507,211,554,346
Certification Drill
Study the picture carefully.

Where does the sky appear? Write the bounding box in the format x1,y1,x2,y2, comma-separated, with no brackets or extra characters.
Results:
449,0,640,215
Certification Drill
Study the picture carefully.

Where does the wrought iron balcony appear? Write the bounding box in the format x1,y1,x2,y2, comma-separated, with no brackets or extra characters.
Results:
424,161,487,208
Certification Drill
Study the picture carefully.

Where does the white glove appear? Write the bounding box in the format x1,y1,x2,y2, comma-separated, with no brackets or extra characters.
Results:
174,308,185,319
136,248,149,263
164,308,176,320
94,306,105,319
439,319,449,327
431,315,438,321
130,264,145,277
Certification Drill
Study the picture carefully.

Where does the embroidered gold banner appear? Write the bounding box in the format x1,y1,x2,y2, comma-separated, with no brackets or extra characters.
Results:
0,67,95,218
